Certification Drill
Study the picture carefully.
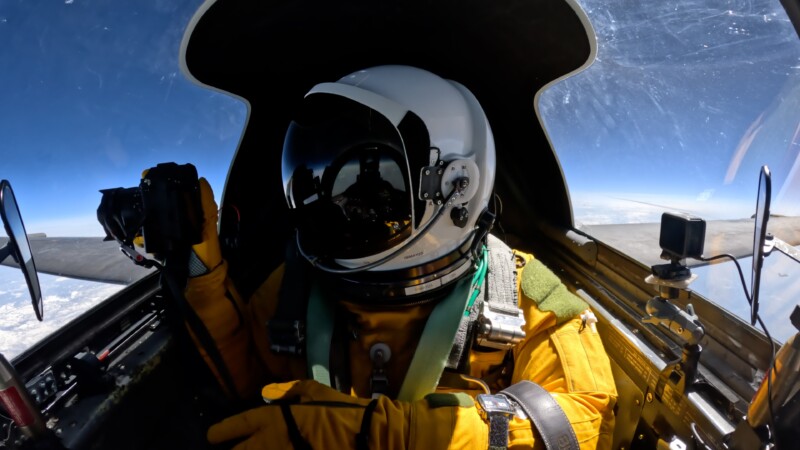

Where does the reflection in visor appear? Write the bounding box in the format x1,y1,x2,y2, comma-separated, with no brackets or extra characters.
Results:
289,145,413,259
330,148,410,242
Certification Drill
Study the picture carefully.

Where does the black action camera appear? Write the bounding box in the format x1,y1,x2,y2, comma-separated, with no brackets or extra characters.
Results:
651,212,706,280
97,162,204,256
659,212,705,260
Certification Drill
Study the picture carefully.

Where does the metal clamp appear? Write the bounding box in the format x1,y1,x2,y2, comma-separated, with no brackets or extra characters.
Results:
476,302,526,350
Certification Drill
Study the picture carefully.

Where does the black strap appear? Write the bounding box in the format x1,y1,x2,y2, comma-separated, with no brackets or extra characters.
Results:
330,306,353,393
161,261,240,401
447,233,519,370
500,381,579,450
269,240,312,355
488,413,511,450
280,403,313,450
356,399,379,450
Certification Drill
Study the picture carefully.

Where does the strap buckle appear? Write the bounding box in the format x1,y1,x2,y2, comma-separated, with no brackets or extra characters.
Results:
476,393,517,420
475,302,526,350
267,319,306,355
476,394,516,450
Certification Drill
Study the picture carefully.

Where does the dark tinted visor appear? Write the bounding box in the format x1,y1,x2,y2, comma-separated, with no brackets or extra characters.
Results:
282,94,413,260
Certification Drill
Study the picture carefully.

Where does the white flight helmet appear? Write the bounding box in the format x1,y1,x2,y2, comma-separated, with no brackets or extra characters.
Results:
281,65,496,303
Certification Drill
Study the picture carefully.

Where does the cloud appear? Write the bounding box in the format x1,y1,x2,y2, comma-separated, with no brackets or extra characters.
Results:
26,214,106,237
696,189,714,202
572,191,752,226
0,268,123,359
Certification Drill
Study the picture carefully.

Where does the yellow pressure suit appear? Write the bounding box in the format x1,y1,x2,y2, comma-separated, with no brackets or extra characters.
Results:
183,179,617,449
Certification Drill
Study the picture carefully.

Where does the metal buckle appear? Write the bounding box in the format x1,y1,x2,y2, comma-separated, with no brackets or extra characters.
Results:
475,302,526,350
477,394,517,419
267,319,306,355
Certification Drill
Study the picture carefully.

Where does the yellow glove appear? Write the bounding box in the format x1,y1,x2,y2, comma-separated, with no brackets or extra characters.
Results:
188,177,222,277
207,380,489,450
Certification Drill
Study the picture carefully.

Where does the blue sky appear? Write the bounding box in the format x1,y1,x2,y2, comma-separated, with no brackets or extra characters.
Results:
540,0,800,221
0,0,245,237
0,0,799,354
1,0,798,240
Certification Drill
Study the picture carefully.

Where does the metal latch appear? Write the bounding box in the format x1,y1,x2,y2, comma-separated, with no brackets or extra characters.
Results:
476,302,526,350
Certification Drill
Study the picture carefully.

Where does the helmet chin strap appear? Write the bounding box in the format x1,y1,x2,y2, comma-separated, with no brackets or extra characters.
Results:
297,178,471,275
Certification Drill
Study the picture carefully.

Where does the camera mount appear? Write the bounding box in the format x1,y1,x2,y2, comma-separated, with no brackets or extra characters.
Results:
641,212,707,399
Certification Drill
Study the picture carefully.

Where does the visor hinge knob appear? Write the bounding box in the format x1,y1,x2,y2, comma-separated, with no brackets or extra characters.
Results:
451,206,469,228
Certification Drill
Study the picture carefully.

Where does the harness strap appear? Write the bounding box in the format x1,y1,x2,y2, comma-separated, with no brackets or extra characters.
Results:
484,234,519,315
330,307,352,393
307,281,336,384
396,274,473,401
500,381,579,450
446,249,486,370
268,241,311,355
161,262,241,401
449,234,523,369
279,402,313,450
355,399,380,450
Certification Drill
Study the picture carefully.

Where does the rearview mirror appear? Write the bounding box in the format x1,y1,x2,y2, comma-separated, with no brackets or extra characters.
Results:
750,165,771,327
0,180,43,321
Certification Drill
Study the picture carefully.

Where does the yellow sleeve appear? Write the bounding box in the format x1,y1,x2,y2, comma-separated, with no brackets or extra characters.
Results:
295,393,490,450
234,380,491,450
182,259,307,399
245,263,310,382
183,261,266,398
508,251,618,449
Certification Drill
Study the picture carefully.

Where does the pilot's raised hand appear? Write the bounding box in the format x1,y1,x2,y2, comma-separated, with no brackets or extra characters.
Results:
183,178,265,399
207,380,489,450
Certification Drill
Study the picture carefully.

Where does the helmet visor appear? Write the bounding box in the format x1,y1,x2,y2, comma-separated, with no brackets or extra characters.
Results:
282,95,413,260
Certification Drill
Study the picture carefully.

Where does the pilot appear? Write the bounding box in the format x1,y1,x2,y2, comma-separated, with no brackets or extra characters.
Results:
181,65,617,449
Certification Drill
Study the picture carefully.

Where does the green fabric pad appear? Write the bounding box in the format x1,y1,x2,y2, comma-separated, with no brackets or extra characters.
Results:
424,392,475,408
520,259,587,325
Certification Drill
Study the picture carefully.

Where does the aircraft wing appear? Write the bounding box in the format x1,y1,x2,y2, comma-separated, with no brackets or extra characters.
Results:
5,217,799,284
578,216,800,268
0,236,154,285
